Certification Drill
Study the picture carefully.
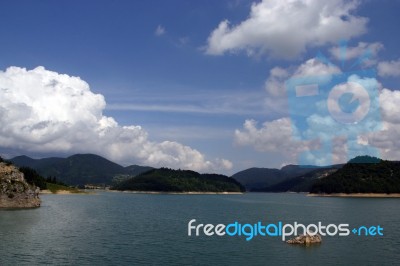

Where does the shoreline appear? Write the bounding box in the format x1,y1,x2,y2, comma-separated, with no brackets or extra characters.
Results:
308,193,400,198
110,190,243,195
40,189,93,195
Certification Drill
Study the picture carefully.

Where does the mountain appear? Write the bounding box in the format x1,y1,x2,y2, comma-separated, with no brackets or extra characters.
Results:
231,165,321,191
124,165,154,176
10,154,152,186
9,155,37,167
310,156,400,194
253,167,341,192
112,168,245,193
231,168,281,190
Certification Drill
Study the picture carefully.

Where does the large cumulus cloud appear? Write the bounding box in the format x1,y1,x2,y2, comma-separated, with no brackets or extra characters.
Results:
0,66,232,172
205,0,367,58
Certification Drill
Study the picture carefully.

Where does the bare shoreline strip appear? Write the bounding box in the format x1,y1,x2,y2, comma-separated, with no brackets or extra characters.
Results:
308,193,400,198
40,190,92,195
40,189,242,195
112,190,243,195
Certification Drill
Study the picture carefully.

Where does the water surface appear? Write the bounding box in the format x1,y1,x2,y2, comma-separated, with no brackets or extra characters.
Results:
0,192,399,265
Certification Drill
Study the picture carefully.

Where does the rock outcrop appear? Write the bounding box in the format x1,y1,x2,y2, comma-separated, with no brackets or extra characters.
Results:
0,162,41,208
286,234,322,245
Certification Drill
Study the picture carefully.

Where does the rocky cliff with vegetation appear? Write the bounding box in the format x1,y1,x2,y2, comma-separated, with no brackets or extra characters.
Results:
0,162,41,208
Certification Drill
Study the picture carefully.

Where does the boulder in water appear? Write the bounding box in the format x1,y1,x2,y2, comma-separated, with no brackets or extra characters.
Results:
286,234,322,245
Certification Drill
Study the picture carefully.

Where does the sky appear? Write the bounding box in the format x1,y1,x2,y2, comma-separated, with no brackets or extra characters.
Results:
1,0,400,174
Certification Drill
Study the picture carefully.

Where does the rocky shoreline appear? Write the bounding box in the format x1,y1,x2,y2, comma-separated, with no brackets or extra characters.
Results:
0,163,41,208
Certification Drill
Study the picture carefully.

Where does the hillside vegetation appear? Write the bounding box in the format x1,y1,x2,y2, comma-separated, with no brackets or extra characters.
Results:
253,168,339,192
310,156,400,194
231,165,321,191
112,168,245,193
11,154,152,186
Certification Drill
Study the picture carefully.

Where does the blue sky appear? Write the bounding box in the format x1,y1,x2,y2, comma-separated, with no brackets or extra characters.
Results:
1,0,400,174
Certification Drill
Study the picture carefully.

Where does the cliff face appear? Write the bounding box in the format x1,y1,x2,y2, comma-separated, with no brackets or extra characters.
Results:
0,163,41,208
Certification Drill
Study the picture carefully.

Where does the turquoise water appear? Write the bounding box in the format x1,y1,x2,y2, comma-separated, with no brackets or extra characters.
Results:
0,192,399,265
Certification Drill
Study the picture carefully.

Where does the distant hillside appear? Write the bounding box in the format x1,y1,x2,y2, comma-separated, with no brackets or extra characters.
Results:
10,154,152,186
310,156,400,194
124,165,154,176
231,165,320,191
112,168,245,193
11,155,65,170
253,167,341,192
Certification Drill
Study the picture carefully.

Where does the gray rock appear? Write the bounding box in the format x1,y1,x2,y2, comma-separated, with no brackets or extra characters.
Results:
0,163,41,208
286,234,322,245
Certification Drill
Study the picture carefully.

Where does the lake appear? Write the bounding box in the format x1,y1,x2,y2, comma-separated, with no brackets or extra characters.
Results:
0,192,399,265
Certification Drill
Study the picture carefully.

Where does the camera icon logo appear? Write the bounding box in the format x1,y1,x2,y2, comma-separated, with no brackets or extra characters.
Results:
286,66,381,166
327,81,371,124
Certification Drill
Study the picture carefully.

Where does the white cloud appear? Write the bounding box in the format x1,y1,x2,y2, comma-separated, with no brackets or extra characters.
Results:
329,42,383,62
205,0,368,58
236,84,400,165
378,59,400,77
368,89,400,159
237,59,400,165
293,58,341,77
265,67,289,97
264,58,341,115
379,89,400,124
235,115,356,165
0,66,232,172
155,25,166,36
234,118,310,155
234,116,360,165
236,39,400,165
